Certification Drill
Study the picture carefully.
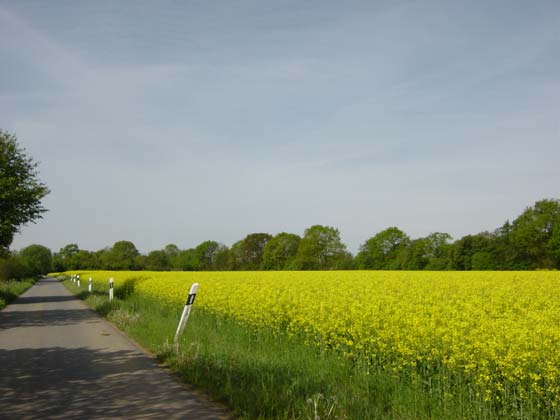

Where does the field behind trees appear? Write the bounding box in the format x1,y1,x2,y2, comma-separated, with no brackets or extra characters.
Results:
59,269,560,419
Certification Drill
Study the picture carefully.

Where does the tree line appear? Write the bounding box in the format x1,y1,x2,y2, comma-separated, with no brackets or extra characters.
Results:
1,130,559,278
2,198,558,279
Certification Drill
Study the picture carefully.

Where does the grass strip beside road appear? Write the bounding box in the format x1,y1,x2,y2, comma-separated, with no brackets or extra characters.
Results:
0,278,36,310
62,277,497,420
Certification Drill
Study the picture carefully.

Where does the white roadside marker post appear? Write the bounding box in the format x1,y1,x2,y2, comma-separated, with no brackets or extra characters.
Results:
174,283,199,349
77,275,80,287
109,277,114,301
88,278,92,293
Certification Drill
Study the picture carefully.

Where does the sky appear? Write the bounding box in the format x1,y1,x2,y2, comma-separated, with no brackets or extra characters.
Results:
1,0,559,254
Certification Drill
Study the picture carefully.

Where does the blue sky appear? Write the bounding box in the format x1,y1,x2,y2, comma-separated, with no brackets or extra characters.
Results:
1,0,559,254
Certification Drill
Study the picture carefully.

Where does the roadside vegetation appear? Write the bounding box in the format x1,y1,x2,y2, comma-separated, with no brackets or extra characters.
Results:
0,278,36,310
0,242,51,311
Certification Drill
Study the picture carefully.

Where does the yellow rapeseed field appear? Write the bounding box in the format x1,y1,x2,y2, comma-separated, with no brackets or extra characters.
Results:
63,270,560,409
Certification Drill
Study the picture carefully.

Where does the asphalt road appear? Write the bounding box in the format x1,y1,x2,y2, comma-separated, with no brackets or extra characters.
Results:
0,277,230,420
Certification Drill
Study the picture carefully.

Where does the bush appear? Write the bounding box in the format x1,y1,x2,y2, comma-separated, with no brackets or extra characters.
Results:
0,255,25,281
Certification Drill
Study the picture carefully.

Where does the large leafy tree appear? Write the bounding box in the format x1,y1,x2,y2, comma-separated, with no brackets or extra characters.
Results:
292,225,351,270
262,232,301,270
18,244,52,277
402,232,452,270
174,248,198,270
52,243,79,271
356,227,411,269
448,232,497,270
144,250,171,271
0,130,50,255
194,240,229,270
228,233,272,270
104,240,140,270
510,199,560,269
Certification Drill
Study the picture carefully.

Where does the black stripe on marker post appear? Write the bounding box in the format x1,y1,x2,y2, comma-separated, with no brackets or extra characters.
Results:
186,293,196,306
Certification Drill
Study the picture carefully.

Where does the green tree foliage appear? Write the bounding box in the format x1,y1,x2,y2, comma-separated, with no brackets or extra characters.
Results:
548,225,560,266
423,233,453,270
0,130,50,255
228,233,272,270
163,244,180,257
52,243,92,271
450,223,523,271
39,198,560,272
163,244,180,268
144,250,171,271
228,240,243,270
18,244,52,277
402,232,453,270
194,241,230,271
262,233,301,270
356,227,411,269
104,241,140,270
92,248,110,270
448,233,497,270
174,248,198,270
509,199,560,269
0,253,25,280
292,225,352,270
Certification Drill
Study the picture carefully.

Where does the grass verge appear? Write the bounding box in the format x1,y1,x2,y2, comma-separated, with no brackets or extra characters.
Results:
63,278,504,420
0,278,37,310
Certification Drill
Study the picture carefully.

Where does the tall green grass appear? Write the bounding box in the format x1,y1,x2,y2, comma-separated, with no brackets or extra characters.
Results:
63,278,513,420
0,278,36,310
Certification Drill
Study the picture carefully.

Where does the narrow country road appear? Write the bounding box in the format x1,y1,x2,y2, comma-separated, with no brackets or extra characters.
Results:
0,278,230,420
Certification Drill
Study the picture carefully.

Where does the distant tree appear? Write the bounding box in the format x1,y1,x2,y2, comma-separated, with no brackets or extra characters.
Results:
163,244,180,257
490,221,523,270
401,238,428,270
162,244,180,268
144,250,170,271
0,130,50,256
404,232,452,270
93,248,111,270
292,225,351,270
448,233,497,270
175,248,198,271
509,199,560,269
228,233,272,270
53,243,89,271
54,245,74,270
228,240,243,270
356,227,411,269
19,244,52,277
51,254,65,272
0,252,25,280
74,250,96,269
60,243,79,259
548,225,560,267
105,241,140,270
194,241,230,271
212,244,230,270
262,233,301,270
134,254,147,270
